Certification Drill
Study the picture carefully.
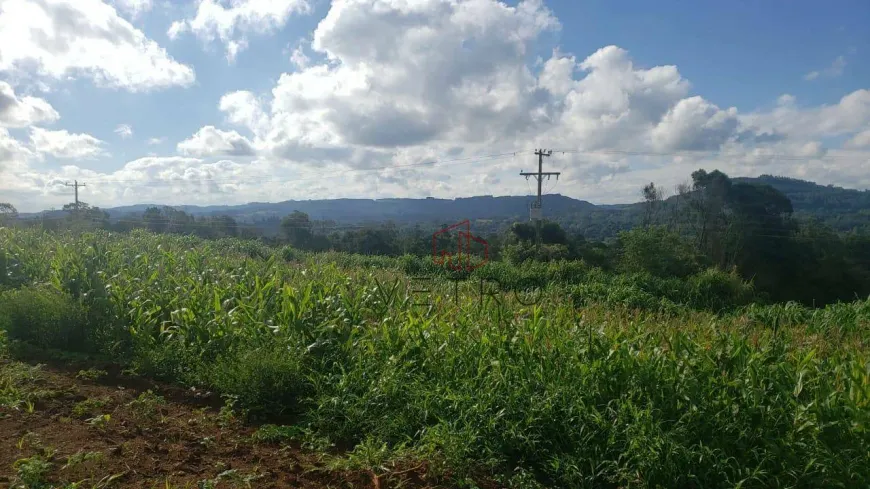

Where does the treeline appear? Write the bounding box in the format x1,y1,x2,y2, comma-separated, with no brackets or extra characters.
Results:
4,168,870,307
623,169,870,306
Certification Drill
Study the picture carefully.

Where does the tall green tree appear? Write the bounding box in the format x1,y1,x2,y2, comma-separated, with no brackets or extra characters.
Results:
618,226,700,278
641,182,664,227
281,211,313,248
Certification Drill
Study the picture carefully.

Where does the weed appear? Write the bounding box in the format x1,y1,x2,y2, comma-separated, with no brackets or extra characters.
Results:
16,432,41,451
127,390,166,420
62,450,104,470
75,369,108,381
217,394,244,428
11,455,52,489
251,424,305,443
0,361,43,410
85,414,111,431
72,397,110,418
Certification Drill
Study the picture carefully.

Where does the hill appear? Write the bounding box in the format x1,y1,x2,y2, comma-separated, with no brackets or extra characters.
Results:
105,194,599,223
19,175,870,239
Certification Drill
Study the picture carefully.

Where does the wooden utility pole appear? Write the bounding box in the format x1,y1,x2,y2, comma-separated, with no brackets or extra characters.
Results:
520,149,559,249
63,180,86,212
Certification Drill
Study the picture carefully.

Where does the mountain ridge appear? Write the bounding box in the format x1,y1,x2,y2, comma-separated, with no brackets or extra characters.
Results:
18,175,870,237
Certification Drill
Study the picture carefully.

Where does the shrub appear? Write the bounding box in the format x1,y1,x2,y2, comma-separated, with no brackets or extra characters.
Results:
201,344,311,419
618,226,700,278
281,245,301,262
687,268,755,311
0,286,88,351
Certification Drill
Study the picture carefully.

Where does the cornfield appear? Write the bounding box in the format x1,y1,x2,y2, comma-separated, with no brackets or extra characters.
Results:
1,228,868,488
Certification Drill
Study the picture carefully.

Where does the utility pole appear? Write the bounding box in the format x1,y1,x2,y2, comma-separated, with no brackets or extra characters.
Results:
520,149,559,249
63,180,86,213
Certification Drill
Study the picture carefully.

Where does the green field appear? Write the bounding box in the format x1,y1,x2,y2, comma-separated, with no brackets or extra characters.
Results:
1,228,868,488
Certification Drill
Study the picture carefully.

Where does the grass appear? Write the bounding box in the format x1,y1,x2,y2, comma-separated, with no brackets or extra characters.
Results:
72,397,111,418
0,227,868,488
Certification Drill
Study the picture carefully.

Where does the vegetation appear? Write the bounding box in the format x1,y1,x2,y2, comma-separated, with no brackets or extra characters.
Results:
1,225,868,488
7,170,869,309
1,168,869,486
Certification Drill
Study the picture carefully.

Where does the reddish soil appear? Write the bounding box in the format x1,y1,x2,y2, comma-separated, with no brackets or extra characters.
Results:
0,357,443,488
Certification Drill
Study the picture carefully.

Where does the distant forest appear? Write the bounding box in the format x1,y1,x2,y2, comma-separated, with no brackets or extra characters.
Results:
14,173,870,241
4,170,870,307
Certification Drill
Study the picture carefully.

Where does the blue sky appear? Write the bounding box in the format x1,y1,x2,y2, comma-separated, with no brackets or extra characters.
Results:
548,0,869,107
1,0,868,211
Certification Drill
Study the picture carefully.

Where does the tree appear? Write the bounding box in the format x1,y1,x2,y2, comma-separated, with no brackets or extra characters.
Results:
509,222,537,243
338,227,398,255
725,182,796,298
688,169,732,267
63,201,92,214
540,221,568,245
618,226,699,278
0,202,17,225
61,201,109,229
281,211,313,248
202,215,238,238
641,182,664,227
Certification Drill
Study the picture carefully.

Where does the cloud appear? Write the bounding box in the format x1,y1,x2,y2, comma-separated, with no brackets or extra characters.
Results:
219,90,269,136
0,128,34,173
168,0,312,62
0,0,195,91
4,0,870,212
177,125,256,157
112,0,152,19
30,127,105,158
146,137,166,145
845,129,870,149
289,44,309,69
742,90,870,139
651,96,740,151
804,55,846,81
222,0,560,161
0,81,60,127
114,123,133,139
155,0,867,209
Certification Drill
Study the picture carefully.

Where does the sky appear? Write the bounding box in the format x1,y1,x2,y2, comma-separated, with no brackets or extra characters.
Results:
0,0,869,212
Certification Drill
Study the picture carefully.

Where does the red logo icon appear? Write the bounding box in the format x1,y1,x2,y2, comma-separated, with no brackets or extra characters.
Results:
432,219,489,271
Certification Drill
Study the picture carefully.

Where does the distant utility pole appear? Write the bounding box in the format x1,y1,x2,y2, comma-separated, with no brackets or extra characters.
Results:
63,180,86,212
520,149,559,249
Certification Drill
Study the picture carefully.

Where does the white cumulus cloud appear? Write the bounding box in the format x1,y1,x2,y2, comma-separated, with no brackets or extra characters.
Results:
30,127,106,159
0,0,195,91
0,81,60,128
177,125,256,157
168,0,312,62
3,0,870,212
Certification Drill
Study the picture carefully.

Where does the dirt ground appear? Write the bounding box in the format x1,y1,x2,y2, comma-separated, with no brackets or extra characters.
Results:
0,355,441,489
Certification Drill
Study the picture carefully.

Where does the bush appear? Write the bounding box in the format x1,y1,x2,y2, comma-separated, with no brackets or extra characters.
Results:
503,243,572,265
687,268,755,311
281,245,301,262
618,226,700,278
0,286,88,351
202,344,311,419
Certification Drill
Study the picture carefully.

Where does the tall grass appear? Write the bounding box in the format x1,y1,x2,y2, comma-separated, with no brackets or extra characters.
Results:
1,227,868,488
